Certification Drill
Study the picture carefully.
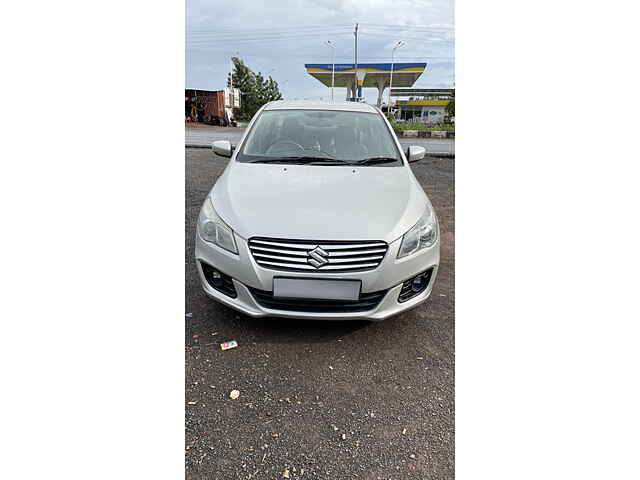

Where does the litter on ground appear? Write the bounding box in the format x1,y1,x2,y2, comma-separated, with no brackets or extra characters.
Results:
221,340,238,350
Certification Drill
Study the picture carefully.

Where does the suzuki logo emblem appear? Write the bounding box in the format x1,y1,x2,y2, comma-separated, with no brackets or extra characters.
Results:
307,246,329,268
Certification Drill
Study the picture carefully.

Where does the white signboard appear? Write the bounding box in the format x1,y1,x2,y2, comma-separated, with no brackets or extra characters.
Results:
224,88,240,108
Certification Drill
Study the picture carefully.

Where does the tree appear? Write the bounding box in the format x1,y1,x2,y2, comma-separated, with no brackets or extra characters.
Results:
227,57,282,121
263,77,283,103
445,90,455,119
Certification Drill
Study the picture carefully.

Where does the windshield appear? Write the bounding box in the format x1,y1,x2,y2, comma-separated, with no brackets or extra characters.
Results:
236,109,403,166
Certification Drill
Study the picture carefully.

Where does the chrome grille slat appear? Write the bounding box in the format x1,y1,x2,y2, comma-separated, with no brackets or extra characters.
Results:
250,246,309,256
257,261,320,270
250,239,386,250
324,255,384,264
248,237,388,273
249,239,319,250
257,260,380,271
323,243,387,250
327,248,387,256
253,253,310,264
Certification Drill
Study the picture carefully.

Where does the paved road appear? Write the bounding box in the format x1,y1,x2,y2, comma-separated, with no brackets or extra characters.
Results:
186,125,246,146
185,125,455,155
185,146,454,479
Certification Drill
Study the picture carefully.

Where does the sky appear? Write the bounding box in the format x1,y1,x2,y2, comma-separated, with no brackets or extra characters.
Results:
186,0,454,105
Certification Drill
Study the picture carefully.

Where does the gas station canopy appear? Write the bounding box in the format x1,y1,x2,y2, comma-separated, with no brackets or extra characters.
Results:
305,63,426,104
305,63,426,88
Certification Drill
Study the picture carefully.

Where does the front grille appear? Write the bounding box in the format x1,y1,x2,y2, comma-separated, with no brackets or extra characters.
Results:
248,237,388,273
248,287,388,313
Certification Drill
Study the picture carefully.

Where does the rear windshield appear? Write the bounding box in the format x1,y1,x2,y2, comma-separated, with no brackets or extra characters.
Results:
236,109,402,166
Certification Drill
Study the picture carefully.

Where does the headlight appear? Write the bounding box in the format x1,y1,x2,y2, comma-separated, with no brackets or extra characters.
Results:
397,205,439,258
198,197,238,254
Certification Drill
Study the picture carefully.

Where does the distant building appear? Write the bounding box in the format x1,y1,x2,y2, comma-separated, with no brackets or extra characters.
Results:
390,88,454,123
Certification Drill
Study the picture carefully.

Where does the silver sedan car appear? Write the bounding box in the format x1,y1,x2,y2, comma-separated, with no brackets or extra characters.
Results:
195,100,439,321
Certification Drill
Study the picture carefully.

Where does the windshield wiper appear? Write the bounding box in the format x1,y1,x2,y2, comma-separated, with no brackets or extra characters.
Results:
250,157,349,165
305,157,350,165
354,157,400,165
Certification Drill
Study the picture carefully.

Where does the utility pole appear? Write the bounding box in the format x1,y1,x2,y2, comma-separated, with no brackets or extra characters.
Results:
354,22,358,100
229,51,239,103
325,41,335,101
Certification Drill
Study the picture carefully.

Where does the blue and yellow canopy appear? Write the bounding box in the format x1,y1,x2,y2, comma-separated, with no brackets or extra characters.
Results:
305,63,426,88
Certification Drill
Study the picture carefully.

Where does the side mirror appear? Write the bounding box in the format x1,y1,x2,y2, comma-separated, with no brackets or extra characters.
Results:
212,140,233,158
407,145,426,163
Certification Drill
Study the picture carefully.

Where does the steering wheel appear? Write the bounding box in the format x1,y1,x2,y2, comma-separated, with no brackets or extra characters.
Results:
266,140,305,154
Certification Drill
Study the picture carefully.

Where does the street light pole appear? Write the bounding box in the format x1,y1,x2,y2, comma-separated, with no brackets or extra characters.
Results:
354,23,359,100
388,41,405,114
325,41,335,101
354,23,358,69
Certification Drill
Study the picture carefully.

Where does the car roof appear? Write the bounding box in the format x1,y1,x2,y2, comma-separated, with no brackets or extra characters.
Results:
263,100,379,114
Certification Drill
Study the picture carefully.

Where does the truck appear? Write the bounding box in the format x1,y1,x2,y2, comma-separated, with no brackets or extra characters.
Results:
185,88,240,126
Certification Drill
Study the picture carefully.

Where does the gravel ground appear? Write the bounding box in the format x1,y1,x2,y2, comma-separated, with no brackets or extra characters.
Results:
185,144,454,479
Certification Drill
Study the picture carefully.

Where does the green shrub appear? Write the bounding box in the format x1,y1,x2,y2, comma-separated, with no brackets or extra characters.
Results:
389,121,455,132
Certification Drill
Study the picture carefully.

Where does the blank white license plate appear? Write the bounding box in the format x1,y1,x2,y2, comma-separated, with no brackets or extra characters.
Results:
273,278,361,301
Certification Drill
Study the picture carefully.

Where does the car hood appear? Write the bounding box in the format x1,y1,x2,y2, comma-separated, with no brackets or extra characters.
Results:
211,163,428,243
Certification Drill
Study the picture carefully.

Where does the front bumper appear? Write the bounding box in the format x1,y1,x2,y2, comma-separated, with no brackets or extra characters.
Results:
194,233,439,321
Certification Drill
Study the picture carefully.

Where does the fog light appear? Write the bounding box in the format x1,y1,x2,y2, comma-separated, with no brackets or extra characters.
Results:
411,274,428,292
211,269,223,287
398,268,434,303
200,262,237,298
